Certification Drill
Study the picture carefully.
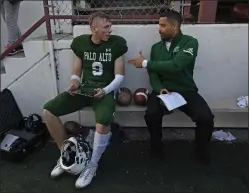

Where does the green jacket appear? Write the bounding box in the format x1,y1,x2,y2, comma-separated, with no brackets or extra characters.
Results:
147,31,199,93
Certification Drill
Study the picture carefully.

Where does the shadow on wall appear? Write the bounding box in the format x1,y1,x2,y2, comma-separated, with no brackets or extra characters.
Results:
0,62,6,74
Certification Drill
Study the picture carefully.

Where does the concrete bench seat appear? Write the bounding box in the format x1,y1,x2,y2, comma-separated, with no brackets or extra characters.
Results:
208,98,248,113
78,98,248,128
81,98,248,113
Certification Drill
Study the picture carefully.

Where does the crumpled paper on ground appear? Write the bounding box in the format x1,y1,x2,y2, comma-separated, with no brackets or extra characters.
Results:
212,130,236,141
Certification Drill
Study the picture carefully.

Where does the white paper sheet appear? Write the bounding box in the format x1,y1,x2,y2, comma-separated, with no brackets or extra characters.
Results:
157,92,187,111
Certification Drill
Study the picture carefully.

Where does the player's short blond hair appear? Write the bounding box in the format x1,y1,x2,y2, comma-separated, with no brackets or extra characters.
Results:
89,12,111,26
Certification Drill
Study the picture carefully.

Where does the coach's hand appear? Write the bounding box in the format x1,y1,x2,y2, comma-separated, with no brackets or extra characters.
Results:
94,88,105,98
128,51,144,68
67,80,80,96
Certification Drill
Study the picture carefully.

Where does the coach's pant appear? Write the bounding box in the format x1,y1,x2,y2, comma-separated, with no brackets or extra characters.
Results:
43,92,116,126
1,0,21,44
144,91,214,150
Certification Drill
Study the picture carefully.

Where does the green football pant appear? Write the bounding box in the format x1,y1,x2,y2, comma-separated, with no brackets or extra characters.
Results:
43,92,116,126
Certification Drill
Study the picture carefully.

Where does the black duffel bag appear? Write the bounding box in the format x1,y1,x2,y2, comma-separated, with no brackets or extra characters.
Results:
0,89,47,162
0,114,48,162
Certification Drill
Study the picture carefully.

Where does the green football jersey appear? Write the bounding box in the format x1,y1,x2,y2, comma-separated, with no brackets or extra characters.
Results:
71,34,128,93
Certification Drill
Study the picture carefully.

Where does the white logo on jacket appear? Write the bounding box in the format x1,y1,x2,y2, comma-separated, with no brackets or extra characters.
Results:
173,46,180,53
183,48,194,56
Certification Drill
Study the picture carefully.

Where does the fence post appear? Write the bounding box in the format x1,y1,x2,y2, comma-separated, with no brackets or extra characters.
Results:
198,0,218,23
48,41,59,96
43,0,52,40
183,0,191,15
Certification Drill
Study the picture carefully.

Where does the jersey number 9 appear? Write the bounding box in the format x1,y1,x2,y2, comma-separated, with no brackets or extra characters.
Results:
92,62,103,76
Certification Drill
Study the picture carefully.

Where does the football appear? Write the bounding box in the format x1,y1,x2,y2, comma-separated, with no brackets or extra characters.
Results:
116,87,133,106
133,88,149,106
64,121,84,135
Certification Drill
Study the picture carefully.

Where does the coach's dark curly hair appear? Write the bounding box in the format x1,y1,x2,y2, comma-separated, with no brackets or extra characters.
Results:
160,9,183,26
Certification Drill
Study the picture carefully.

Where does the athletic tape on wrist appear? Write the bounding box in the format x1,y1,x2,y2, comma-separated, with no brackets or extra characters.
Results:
70,75,81,82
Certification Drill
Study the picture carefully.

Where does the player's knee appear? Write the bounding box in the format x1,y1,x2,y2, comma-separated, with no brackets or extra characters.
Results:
95,123,110,134
43,100,51,114
96,114,113,126
96,113,113,131
43,108,55,121
43,100,57,118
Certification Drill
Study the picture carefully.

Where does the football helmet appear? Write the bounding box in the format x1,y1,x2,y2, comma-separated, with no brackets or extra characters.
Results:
60,131,94,175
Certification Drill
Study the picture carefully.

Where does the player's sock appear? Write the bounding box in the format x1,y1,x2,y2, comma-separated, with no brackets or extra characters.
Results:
90,131,111,165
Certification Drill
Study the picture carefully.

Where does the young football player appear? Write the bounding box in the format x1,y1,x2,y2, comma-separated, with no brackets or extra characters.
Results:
43,12,128,188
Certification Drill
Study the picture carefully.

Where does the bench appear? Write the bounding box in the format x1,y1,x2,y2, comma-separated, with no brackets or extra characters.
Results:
81,98,248,113
78,98,248,128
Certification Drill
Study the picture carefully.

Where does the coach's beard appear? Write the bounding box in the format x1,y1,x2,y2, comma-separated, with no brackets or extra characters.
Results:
161,36,173,42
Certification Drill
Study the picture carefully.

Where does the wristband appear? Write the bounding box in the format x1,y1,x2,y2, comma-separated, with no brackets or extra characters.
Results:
70,75,81,82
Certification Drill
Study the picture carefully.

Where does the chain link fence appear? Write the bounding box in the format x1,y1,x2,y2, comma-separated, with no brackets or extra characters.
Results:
49,0,73,34
48,0,194,34
74,0,171,18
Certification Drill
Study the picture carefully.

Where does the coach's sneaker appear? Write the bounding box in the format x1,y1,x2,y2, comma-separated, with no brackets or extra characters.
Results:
75,162,98,189
50,158,64,178
194,144,210,166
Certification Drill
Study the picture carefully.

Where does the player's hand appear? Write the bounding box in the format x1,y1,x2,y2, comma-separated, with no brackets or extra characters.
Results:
160,88,170,95
67,79,80,96
128,51,144,68
94,88,105,98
